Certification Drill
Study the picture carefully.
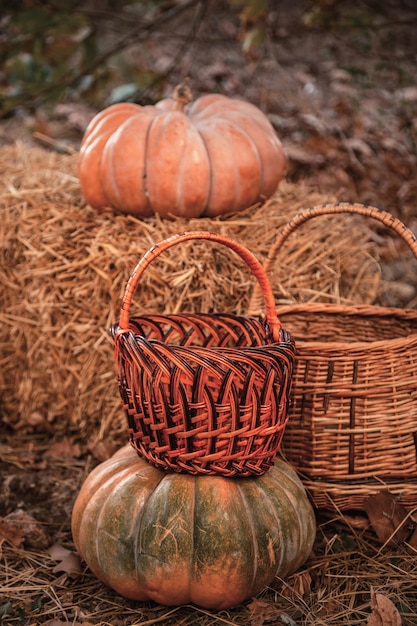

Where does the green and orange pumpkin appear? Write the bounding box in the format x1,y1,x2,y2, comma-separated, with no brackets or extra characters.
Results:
71,444,315,610
78,80,286,219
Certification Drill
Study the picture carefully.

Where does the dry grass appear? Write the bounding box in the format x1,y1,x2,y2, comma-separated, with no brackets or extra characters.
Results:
1,442,417,626
1,142,381,444
1,143,417,625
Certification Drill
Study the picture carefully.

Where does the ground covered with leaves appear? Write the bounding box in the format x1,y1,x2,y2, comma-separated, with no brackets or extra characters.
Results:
1,436,417,625
1,432,417,625
1,1,417,625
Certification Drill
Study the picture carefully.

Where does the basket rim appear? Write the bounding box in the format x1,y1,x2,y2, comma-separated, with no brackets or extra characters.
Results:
111,318,295,353
274,301,417,352
119,332,295,351
275,301,417,319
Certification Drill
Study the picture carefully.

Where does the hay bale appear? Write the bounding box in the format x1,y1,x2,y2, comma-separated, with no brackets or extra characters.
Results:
0,143,380,444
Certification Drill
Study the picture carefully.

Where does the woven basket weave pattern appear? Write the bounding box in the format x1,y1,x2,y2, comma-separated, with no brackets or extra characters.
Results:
281,307,417,480
248,203,417,510
112,232,295,477
113,314,294,475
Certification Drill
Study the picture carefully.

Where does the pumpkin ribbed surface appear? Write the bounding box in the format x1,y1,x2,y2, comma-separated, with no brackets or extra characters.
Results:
78,85,286,219
71,444,315,610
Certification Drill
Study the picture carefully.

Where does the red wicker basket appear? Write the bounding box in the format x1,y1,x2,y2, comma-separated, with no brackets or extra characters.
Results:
249,203,417,511
111,231,295,477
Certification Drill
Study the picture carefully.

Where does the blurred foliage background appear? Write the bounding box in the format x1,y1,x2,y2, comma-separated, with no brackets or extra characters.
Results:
0,0,273,115
3,0,413,115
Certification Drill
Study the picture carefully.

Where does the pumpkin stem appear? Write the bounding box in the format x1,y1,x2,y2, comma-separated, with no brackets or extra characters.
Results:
172,77,193,111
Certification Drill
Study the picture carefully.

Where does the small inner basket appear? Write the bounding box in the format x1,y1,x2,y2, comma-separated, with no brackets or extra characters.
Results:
111,231,296,477
111,314,295,477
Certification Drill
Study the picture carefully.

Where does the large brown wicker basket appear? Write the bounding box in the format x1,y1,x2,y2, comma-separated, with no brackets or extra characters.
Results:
111,231,295,477
249,203,417,511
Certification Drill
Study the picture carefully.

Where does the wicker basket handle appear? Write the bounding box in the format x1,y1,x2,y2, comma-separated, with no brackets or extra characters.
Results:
118,230,282,341
248,202,417,314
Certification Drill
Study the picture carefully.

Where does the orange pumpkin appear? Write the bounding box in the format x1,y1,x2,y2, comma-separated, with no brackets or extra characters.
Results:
78,80,286,219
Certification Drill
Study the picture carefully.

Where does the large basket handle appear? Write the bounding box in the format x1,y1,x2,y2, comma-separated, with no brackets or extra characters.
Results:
117,230,282,342
248,202,417,315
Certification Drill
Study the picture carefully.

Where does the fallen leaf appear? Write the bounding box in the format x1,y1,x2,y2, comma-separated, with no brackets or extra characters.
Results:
0,517,25,547
363,492,410,545
52,551,82,575
367,588,402,625
246,598,297,626
47,542,73,561
3,509,51,549
47,542,82,576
